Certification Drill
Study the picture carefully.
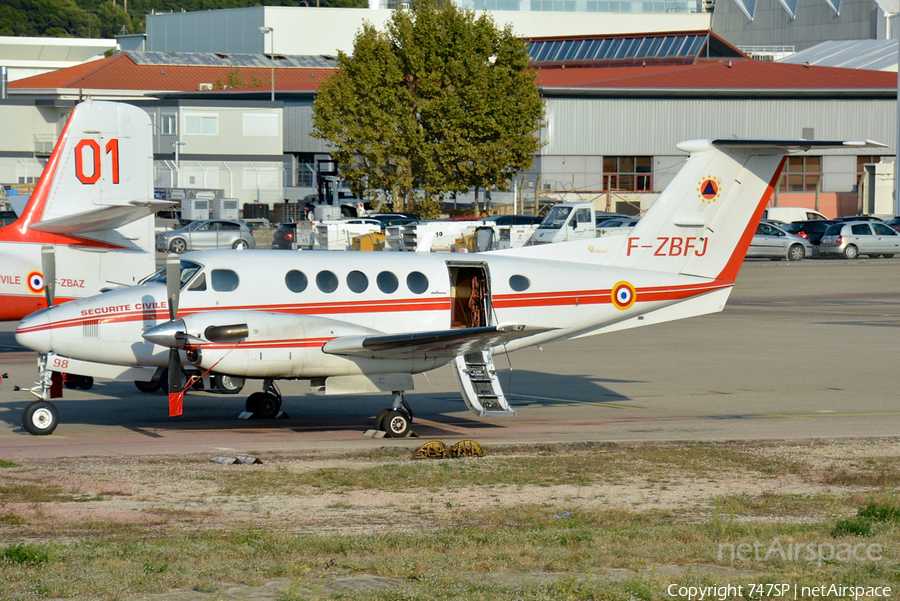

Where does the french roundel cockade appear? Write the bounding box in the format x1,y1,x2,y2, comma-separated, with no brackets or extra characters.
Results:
611,281,636,310
26,272,44,295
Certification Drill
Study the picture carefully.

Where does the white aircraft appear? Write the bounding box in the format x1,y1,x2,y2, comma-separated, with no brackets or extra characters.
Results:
0,99,166,329
14,138,882,436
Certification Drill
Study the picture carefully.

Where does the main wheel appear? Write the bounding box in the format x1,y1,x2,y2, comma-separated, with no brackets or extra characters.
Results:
383,410,411,438
374,409,391,431
215,374,245,394
867,254,881,259
135,380,161,393
169,238,187,253
64,375,79,389
788,244,805,262
160,368,187,394
883,254,895,258
232,239,249,250
76,376,93,390
246,392,281,418
23,401,59,436
843,244,859,259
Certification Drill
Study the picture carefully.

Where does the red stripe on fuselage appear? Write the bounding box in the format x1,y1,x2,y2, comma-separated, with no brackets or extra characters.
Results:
0,295,79,322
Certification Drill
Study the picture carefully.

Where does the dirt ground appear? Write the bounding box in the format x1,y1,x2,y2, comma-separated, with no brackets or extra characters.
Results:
1,438,897,600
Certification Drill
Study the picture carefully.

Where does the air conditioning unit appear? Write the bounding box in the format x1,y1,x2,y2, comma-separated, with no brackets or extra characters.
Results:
198,83,213,91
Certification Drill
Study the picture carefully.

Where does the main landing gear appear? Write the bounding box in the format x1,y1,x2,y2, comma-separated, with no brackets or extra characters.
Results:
245,379,284,419
374,391,414,438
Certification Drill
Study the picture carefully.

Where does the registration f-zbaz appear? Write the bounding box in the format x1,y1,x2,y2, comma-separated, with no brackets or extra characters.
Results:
16,139,882,436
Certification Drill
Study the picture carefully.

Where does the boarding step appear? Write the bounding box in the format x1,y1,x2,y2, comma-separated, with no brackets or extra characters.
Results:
452,350,517,418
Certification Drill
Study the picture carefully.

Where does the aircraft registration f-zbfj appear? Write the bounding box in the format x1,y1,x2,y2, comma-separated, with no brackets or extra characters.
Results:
15,138,884,436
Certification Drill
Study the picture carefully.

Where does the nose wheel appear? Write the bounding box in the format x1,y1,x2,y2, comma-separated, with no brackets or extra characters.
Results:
23,400,59,436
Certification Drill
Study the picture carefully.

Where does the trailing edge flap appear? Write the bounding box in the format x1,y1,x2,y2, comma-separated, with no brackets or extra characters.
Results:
322,324,552,359
29,200,175,234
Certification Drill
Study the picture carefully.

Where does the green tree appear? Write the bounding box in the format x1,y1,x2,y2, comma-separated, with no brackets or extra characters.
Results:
311,0,544,214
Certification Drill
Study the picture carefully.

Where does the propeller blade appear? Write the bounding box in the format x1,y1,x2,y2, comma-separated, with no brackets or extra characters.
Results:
167,348,183,394
204,324,249,343
41,244,56,308
165,253,180,320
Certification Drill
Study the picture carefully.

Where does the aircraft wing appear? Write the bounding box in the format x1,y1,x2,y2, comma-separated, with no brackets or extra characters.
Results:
29,200,175,234
322,324,552,359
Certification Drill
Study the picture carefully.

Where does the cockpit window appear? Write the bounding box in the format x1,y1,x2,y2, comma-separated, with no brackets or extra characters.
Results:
140,261,202,288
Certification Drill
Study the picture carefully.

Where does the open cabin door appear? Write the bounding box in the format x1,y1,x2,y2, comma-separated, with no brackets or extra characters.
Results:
447,262,492,329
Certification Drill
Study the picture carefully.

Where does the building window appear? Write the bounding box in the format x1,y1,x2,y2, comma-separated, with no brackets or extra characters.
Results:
475,0,520,8
602,156,652,191
185,114,218,136
777,156,820,192
162,114,177,135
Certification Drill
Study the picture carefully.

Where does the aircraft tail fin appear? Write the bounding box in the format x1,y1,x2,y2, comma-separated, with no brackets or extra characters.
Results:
10,99,166,246
606,139,885,282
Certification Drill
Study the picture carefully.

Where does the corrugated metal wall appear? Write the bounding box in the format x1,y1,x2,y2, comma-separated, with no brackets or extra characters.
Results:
283,100,334,153
542,97,896,156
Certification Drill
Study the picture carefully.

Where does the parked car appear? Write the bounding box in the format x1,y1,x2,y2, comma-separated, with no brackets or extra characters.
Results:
781,220,837,251
886,217,900,232
819,221,900,259
596,218,639,228
746,222,813,261
367,213,420,230
762,207,829,222
832,215,884,223
272,222,299,249
481,214,544,226
155,219,255,253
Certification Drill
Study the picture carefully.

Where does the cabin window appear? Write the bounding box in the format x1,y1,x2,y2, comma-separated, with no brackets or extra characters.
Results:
377,271,399,294
316,270,338,293
210,269,239,292
509,275,530,291
285,270,308,293
407,271,429,294
347,271,368,294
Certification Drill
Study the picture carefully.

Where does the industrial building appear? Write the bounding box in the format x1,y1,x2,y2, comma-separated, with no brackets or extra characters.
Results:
3,3,898,217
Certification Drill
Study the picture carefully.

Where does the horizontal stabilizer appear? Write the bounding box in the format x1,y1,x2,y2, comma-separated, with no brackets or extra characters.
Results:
30,200,174,234
323,324,551,359
710,139,887,150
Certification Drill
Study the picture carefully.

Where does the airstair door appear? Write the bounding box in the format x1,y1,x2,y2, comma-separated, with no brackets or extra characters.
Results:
447,262,491,329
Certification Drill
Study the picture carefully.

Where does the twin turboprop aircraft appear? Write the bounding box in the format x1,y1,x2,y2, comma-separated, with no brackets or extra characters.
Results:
0,99,167,326
15,138,883,436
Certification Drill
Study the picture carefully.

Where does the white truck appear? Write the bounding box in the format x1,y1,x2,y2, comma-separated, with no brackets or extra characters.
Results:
530,202,636,245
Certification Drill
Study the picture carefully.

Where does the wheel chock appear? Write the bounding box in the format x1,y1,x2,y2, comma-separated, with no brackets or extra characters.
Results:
450,440,485,458
364,429,387,438
414,441,450,459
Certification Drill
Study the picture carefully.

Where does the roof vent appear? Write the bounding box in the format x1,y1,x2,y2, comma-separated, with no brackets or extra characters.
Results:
198,83,213,91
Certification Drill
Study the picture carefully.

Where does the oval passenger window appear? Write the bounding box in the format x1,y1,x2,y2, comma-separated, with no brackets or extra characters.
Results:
210,269,239,292
377,271,399,294
509,275,530,292
406,271,429,294
285,270,308,293
316,270,339,293
347,270,368,294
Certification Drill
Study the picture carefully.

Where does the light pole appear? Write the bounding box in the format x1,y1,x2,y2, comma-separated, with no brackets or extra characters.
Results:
258,26,275,102
171,140,186,187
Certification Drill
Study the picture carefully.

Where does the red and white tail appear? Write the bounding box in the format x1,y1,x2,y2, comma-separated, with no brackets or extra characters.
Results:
507,139,885,281
6,99,168,253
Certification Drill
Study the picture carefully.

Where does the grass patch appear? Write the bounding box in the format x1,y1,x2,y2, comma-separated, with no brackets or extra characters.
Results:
0,459,21,468
0,483,78,503
1,544,50,565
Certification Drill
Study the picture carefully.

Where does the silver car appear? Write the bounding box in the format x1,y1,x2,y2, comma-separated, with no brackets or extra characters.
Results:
156,219,256,253
819,221,900,259
746,222,813,261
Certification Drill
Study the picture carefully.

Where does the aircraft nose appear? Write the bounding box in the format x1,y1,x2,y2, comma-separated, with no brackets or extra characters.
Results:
15,310,52,353
142,319,186,348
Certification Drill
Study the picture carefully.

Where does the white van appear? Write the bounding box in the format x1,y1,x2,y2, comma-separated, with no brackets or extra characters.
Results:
763,207,829,223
